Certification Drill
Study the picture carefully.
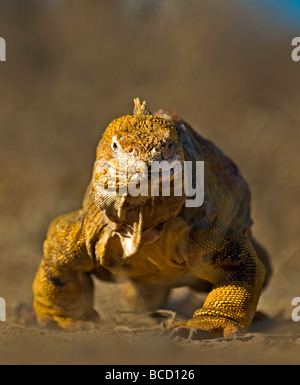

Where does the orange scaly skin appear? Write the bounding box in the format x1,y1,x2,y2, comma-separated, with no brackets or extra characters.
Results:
33,98,271,338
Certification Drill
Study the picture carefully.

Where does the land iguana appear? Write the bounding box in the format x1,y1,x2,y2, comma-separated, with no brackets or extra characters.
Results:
33,98,271,338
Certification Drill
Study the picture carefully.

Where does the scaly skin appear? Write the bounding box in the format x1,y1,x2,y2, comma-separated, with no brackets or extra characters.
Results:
33,98,271,338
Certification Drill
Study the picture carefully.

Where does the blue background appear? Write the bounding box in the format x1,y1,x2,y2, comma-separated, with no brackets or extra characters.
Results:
244,0,300,28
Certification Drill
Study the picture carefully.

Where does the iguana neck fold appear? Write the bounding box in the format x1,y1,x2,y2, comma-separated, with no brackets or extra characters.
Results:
91,185,185,258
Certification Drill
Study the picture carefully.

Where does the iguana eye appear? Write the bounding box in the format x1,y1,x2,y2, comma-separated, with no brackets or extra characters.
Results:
111,136,122,153
164,140,175,156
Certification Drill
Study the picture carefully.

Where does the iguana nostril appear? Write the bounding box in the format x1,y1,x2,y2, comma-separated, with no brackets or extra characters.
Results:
149,147,161,159
128,147,139,157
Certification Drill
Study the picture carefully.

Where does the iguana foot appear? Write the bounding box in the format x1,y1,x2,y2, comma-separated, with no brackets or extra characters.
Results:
35,309,100,331
167,317,242,340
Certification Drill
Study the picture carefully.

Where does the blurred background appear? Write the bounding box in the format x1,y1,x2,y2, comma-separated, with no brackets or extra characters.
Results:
0,0,299,330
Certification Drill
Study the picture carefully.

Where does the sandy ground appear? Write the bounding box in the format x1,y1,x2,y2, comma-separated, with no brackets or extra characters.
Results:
0,1,300,365
1,286,300,365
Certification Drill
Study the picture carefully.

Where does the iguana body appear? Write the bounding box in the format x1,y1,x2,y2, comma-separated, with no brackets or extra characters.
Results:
33,98,271,337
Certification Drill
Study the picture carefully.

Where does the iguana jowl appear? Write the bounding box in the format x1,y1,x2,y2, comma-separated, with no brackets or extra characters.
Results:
33,98,271,338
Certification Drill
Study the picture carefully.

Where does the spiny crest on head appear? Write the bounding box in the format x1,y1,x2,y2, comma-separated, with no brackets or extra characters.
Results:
133,97,152,116
99,98,179,154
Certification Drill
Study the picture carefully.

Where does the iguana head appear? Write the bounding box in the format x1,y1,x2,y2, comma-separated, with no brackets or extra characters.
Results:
91,98,186,257
96,98,183,169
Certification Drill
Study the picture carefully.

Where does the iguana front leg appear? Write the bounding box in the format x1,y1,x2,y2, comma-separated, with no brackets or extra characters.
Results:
33,211,99,330
169,225,266,339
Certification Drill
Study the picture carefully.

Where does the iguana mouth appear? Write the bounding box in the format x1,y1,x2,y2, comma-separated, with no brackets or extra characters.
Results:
104,155,181,179
106,164,176,185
